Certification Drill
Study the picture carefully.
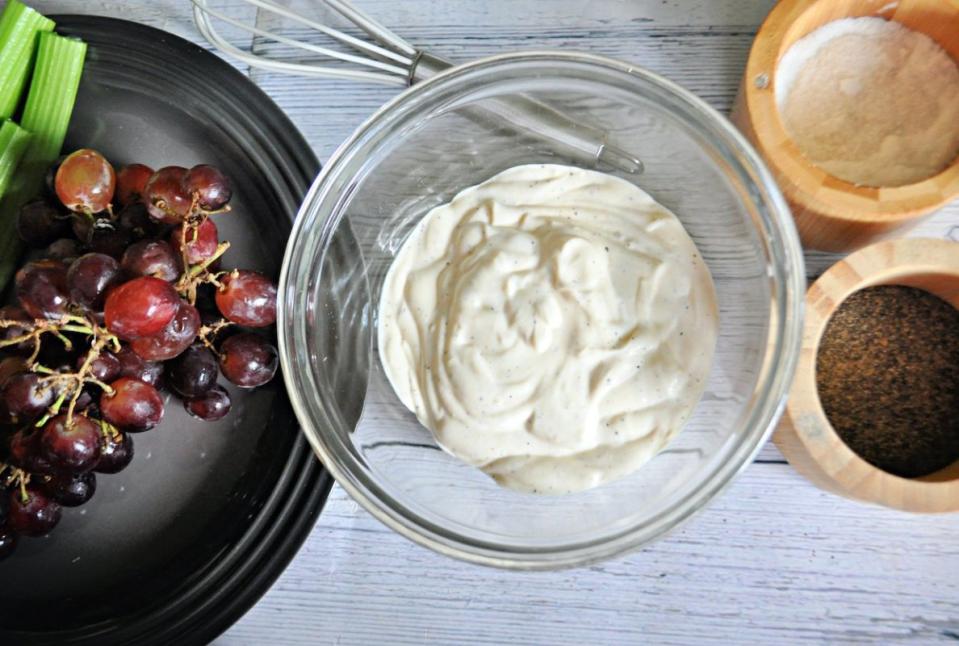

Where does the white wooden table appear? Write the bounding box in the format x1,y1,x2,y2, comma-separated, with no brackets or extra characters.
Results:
36,1,959,643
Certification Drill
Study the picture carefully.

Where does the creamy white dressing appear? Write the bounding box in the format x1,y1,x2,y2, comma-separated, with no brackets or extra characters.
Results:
377,164,717,494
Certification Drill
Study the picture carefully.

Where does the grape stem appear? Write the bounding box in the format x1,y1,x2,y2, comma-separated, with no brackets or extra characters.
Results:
0,312,120,426
0,463,30,502
97,417,120,439
50,329,73,350
188,244,230,280
197,318,233,353
0,314,91,363
73,211,96,243
65,332,118,423
60,324,93,334
193,204,231,219
173,215,232,304
186,192,232,221
34,390,66,427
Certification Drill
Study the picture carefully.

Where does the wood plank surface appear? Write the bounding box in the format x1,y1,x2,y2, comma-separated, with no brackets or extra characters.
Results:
33,0,959,643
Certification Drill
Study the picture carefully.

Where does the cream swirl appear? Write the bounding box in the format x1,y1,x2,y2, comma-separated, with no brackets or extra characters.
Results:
378,164,717,493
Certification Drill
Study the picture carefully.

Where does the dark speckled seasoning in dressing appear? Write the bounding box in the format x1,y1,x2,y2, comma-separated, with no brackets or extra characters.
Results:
816,285,959,478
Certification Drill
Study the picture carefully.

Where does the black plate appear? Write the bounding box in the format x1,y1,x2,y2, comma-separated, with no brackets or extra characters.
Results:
0,16,330,645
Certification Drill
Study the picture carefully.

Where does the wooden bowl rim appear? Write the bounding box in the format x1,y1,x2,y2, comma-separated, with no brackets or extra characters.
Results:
784,237,959,512
744,0,959,223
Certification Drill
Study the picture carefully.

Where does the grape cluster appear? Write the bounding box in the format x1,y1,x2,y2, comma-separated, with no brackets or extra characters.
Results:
0,149,280,561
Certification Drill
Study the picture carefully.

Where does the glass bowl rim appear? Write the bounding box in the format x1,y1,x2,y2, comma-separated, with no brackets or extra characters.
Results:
278,50,806,569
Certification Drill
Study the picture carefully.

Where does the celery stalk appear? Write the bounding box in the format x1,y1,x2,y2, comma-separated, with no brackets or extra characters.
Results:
20,31,86,174
0,120,31,198
0,120,31,290
0,31,86,290
0,0,55,120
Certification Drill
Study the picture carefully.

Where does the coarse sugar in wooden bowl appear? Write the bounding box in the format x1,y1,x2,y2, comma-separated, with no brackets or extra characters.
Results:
775,237,959,512
731,0,959,252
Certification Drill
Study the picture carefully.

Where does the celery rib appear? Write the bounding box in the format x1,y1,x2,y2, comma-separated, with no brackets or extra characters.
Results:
0,31,86,290
20,31,86,172
0,0,55,120
0,120,31,289
0,119,31,198
0,121,30,290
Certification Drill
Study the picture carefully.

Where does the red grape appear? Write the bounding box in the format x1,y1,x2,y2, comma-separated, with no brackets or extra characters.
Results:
144,166,191,224
7,486,61,537
0,532,17,561
71,214,94,242
183,164,232,210
15,260,69,319
88,226,133,260
0,305,33,355
184,384,231,421
100,377,164,431
41,471,96,507
17,200,69,247
76,350,121,383
45,238,82,263
219,333,278,388
115,345,163,386
2,372,53,422
8,429,52,473
118,202,163,240
167,345,218,398
40,414,102,474
115,163,154,207
94,431,134,474
67,253,121,310
72,388,95,414
130,301,199,361
55,149,116,213
215,270,277,327
0,356,25,387
171,218,218,265
121,240,181,282
104,276,180,340
0,529,14,562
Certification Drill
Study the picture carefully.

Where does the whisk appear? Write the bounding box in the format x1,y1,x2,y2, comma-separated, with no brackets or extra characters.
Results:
190,0,643,173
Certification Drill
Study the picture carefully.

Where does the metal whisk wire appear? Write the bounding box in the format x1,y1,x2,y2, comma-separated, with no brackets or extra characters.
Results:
190,0,644,173
191,0,415,84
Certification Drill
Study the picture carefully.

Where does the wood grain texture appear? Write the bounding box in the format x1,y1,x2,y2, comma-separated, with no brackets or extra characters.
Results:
31,0,959,643
223,465,959,645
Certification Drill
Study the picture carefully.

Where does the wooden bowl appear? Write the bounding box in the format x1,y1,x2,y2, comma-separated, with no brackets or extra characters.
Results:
775,238,959,512
731,0,959,252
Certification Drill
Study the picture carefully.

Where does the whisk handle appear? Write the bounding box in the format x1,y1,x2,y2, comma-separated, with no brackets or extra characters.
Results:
409,52,642,174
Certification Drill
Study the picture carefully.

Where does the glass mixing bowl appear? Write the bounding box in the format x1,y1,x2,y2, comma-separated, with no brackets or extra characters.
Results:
279,52,805,569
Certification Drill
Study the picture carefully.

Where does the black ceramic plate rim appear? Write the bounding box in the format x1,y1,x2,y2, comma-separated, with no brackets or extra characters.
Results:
2,15,332,646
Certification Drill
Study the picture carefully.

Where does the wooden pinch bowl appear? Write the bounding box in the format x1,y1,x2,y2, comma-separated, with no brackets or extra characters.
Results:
732,0,959,252
775,238,959,512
